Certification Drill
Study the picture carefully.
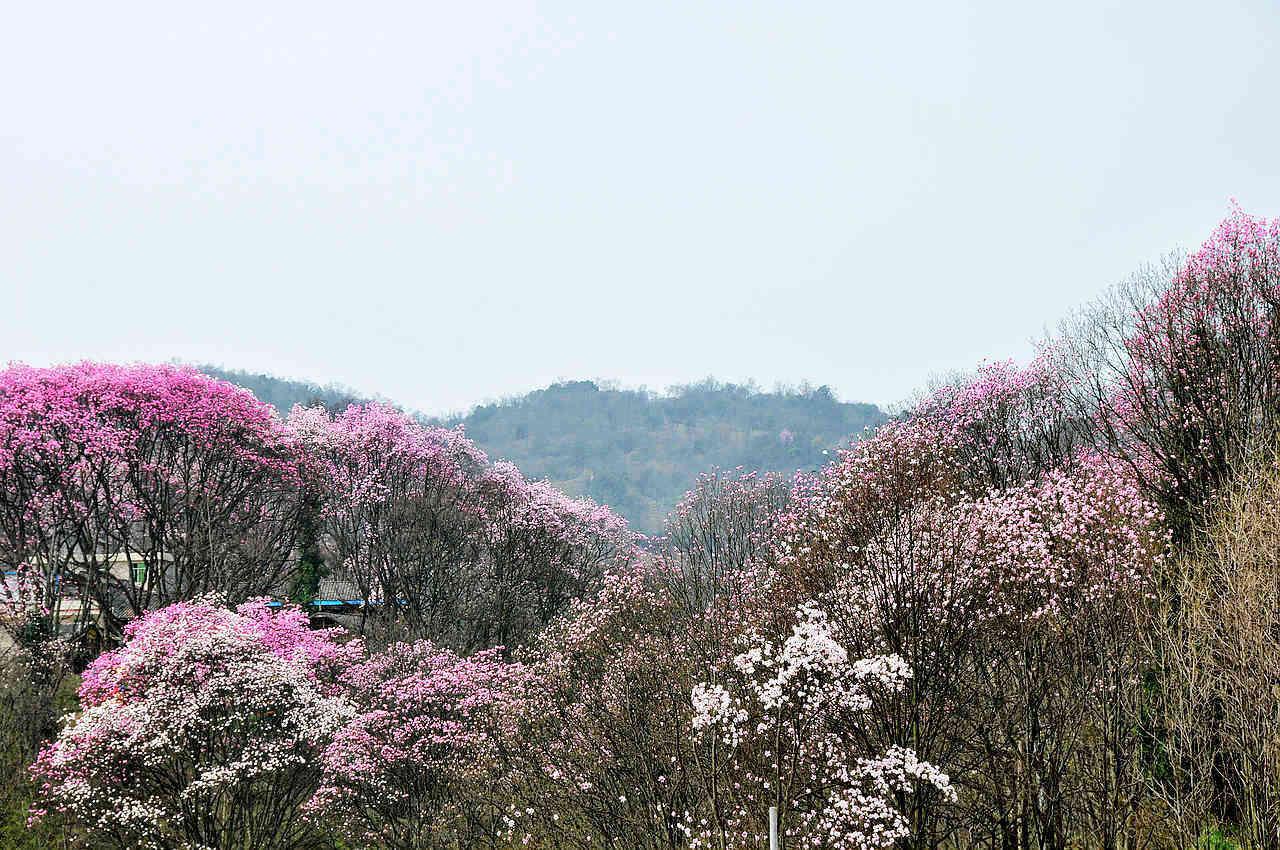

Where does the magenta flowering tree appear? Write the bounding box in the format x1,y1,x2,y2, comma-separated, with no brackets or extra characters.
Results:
29,598,359,850
0,363,304,639
309,640,526,850
780,362,1161,646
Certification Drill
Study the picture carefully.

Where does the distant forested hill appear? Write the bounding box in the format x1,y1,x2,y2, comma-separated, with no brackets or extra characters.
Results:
447,380,886,534
199,366,367,413
199,367,887,535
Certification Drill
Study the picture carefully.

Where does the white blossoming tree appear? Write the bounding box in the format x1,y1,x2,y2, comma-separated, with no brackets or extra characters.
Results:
692,603,955,850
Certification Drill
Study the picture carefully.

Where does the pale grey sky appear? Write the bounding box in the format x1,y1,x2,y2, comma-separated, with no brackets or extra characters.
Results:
3,1,1277,414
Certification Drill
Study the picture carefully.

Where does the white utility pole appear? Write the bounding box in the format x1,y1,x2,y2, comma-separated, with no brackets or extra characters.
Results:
768,805,779,850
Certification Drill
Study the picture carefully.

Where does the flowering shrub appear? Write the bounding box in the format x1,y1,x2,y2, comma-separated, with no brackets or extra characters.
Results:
29,599,356,850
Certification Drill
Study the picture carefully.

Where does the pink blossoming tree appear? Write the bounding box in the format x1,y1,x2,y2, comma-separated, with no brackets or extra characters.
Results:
309,641,526,850
474,463,634,648
289,403,633,649
287,403,492,643
0,363,303,640
1059,204,1280,531
777,361,1167,848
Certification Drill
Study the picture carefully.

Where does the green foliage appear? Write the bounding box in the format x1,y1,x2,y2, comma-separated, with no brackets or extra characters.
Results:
291,554,326,607
1195,825,1242,850
0,666,79,850
0,794,62,850
290,491,328,605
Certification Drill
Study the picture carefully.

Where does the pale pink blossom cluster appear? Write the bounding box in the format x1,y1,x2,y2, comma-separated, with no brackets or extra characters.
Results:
29,599,356,849
30,598,529,850
957,453,1166,625
779,361,1166,635
1100,203,1280,514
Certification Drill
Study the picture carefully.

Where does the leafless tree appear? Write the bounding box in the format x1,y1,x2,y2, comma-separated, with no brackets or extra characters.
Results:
1142,446,1280,849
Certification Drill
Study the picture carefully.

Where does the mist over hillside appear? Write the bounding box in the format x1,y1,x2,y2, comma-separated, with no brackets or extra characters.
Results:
200,366,887,534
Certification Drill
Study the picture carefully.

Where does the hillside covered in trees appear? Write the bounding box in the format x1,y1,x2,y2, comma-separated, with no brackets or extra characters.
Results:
199,368,887,535
197,366,365,415
443,380,886,534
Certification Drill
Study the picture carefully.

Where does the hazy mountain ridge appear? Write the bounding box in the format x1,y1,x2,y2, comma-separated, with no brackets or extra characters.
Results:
200,366,888,534
198,366,368,414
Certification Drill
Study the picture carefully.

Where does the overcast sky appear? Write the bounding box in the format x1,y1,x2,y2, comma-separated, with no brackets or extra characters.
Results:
3,2,1277,414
